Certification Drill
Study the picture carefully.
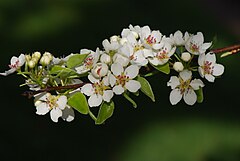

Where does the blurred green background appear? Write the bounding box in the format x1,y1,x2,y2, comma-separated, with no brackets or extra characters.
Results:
0,0,240,161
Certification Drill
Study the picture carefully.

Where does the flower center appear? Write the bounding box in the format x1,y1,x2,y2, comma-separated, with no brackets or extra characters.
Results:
146,35,156,45
157,50,168,60
190,43,199,52
84,56,94,68
203,61,213,74
9,60,19,69
93,81,110,96
134,45,144,53
178,77,191,94
46,95,58,109
116,73,129,87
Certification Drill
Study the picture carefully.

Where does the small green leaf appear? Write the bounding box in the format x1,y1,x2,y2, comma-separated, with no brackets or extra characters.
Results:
96,101,115,125
66,53,89,68
123,93,137,108
68,92,89,114
50,65,78,78
151,63,170,74
137,76,155,102
195,87,204,103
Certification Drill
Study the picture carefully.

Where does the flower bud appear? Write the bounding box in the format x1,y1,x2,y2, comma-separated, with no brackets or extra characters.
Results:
100,53,111,64
110,35,119,42
43,52,53,61
91,63,109,78
28,60,36,68
32,52,41,60
181,52,191,62
25,55,32,62
34,100,42,107
173,62,184,72
113,54,129,67
40,56,51,66
131,31,139,39
120,38,128,45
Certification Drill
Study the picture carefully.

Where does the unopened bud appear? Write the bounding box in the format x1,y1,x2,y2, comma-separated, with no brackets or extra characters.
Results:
110,35,119,42
43,52,53,61
28,60,36,68
32,52,41,60
181,52,191,62
120,38,128,45
25,55,31,62
91,63,109,78
131,31,139,39
40,56,51,66
34,100,42,107
173,62,184,72
100,53,111,64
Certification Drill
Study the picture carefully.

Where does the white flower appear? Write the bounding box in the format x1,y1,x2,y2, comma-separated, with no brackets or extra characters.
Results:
112,53,130,67
100,53,111,64
121,24,141,39
34,93,68,122
148,42,176,66
81,74,113,107
91,63,109,78
75,48,100,74
181,52,191,62
120,34,150,66
167,70,204,105
0,54,26,76
139,25,163,50
170,31,190,46
185,32,212,55
173,62,184,72
102,39,120,53
109,63,141,95
198,52,224,82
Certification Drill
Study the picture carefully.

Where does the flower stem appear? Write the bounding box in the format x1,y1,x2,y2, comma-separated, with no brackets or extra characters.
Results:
123,93,137,108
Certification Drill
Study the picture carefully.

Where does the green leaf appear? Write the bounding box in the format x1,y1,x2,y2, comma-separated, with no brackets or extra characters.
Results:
66,53,89,68
96,101,115,125
195,87,204,103
151,63,170,74
137,76,155,102
68,92,89,114
50,65,78,78
123,93,137,108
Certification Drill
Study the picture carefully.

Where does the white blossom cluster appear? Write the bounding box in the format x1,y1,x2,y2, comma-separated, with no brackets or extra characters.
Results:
0,24,225,123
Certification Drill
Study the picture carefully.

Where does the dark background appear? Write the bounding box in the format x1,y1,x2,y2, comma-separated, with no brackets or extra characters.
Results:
0,0,240,161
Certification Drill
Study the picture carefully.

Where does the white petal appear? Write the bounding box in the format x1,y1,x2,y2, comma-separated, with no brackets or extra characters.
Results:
81,84,94,96
109,74,117,87
125,65,139,79
62,106,75,122
56,95,67,110
143,49,154,57
88,73,99,83
183,89,197,105
205,74,215,82
190,79,204,90
212,64,224,76
167,76,180,89
111,63,123,76
198,67,204,78
103,90,114,102
149,58,160,66
50,108,63,122
0,68,16,76
18,54,26,66
152,43,164,50
113,85,124,95
88,94,102,107
36,102,50,115
205,52,216,64
195,32,204,44
198,53,205,66
125,80,141,93
179,70,192,81
169,89,182,105
201,42,212,50
10,56,18,65
75,65,89,74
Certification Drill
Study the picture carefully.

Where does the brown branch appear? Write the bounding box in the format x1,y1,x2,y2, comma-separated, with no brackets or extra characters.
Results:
22,83,86,99
210,44,240,54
